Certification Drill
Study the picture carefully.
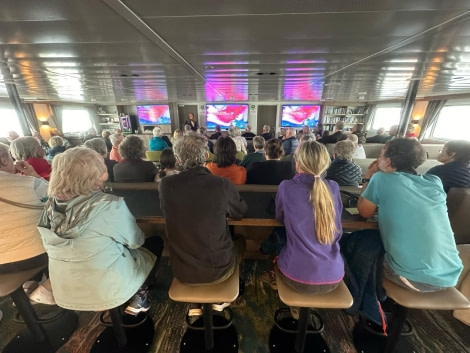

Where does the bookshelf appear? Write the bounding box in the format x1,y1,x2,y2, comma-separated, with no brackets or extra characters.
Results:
322,105,368,130
96,105,120,131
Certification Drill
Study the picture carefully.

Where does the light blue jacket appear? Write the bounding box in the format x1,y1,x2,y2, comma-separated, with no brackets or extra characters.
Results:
38,192,156,311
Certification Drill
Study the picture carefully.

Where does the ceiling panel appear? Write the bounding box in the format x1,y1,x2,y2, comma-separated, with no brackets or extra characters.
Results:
0,0,470,104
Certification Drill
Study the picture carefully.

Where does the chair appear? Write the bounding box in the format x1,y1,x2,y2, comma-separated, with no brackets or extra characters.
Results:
168,267,239,352
447,187,470,244
235,151,246,161
0,266,77,353
145,150,162,162
381,277,470,353
271,268,353,353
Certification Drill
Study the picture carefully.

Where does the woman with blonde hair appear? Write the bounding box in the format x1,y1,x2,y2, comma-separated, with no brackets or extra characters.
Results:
228,126,247,154
275,140,344,294
37,147,162,315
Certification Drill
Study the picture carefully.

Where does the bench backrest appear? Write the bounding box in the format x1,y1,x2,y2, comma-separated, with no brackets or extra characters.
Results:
447,187,470,244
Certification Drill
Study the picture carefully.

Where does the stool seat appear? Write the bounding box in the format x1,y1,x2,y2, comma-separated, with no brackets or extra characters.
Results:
276,269,353,309
383,278,470,310
0,266,47,297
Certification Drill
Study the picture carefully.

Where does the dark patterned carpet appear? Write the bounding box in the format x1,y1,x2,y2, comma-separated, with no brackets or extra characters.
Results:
1,258,469,353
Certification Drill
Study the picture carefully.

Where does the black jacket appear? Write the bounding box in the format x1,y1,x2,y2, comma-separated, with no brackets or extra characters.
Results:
319,131,347,144
426,161,470,193
326,158,362,186
246,160,295,185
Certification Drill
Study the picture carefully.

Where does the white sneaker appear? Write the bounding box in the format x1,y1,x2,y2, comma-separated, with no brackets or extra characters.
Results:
29,285,56,305
212,302,230,311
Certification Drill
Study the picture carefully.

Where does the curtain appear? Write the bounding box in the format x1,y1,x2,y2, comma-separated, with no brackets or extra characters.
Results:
22,103,39,133
364,104,377,132
48,104,63,131
418,100,447,140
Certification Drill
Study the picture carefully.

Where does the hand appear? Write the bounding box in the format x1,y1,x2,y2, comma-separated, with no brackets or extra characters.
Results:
15,161,41,178
365,159,380,179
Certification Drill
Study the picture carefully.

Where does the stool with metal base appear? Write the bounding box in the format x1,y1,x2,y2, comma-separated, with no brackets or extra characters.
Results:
0,266,78,353
381,278,470,353
169,267,240,353
270,268,353,353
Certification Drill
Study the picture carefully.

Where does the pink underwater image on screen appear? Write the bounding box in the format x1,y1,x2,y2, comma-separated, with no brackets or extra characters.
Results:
137,105,171,125
281,105,320,127
206,104,248,129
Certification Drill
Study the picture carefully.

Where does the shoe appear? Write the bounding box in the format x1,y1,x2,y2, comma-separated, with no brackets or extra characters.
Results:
212,302,230,311
124,288,151,315
261,270,277,290
290,306,300,320
188,303,203,317
22,281,39,296
29,285,56,305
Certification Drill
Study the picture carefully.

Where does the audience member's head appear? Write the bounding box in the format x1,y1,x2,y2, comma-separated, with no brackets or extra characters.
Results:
102,130,111,139
7,131,19,142
439,140,470,164
228,126,241,138
173,134,208,169
245,124,252,132
262,124,271,133
0,142,15,173
215,125,221,133
10,136,45,160
183,124,193,135
285,127,296,138
382,138,426,174
199,126,208,136
376,127,385,136
172,129,183,140
302,125,310,133
213,136,237,167
295,140,331,179
334,121,345,132
84,138,107,157
119,135,146,160
352,123,364,133
49,136,64,148
347,133,359,147
109,133,124,147
152,126,163,137
253,136,266,151
265,138,284,160
334,140,355,160
301,132,316,143
388,125,398,136
159,148,177,170
48,147,107,200
114,128,122,135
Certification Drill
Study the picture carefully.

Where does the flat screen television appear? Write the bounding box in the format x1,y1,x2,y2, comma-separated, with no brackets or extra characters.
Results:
137,105,171,125
206,104,249,129
281,105,321,128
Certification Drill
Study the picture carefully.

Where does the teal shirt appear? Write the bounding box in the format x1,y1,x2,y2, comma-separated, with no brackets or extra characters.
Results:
362,172,462,287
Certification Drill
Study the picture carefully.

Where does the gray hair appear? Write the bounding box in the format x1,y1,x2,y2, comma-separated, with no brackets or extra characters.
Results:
263,124,270,132
334,140,355,160
253,136,265,150
49,136,64,147
153,126,163,137
335,121,345,131
301,132,316,143
109,133,124,146
84,138,107,156
10,136,42,160
347,133,359,146
119,135,146,160
173,134,208,169
0,142,10,166
228,126,241,137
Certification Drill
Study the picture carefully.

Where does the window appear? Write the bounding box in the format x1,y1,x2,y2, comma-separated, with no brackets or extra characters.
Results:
432,105,470,140
0,109,24,138
371,106,402,131
62,109,92,133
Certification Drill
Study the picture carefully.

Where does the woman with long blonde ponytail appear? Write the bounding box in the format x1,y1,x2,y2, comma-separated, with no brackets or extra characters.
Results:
275,140,344,293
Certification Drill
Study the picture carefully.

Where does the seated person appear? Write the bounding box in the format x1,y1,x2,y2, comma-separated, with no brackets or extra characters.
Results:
326,140,362,186
313,124,324,140
171,129,183,145
276,141,344,294
240,136,266,169
228,126,247,154
246,138,294,185
101,130,113,152
109,133,124,162
355,138,462,331
281,127,299,156
383,125,398,142
0,142,54,304
83,127,98,142
149,126,169,151
261,124,274,141
38,148,163,315
84,138,118,182
351,123,367,144
155,148,179,186
426,140,470,193
114,135,157,182
366,127,386,143
318,121,347,144
209,125,222,140
10,136,51,180
33,131,50,155
241,124,256,140
206,136,247,185
159,135,246,314
347,133,366,159
47,136,66,160
49,129,71,149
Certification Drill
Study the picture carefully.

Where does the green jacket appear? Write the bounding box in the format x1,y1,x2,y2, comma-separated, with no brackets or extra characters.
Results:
38,192,156,311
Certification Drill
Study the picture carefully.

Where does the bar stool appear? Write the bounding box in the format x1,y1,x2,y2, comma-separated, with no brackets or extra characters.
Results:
0,266,77,353
381,278,470,353
168,267,239,353
270,268,353,353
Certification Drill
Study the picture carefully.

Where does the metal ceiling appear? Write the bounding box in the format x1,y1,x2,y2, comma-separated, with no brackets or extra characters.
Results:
1,0,470,105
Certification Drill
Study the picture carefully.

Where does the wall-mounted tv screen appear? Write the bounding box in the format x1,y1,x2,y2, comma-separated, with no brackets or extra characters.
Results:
281,105,321,128
206,104,249,129
137,105,171,125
